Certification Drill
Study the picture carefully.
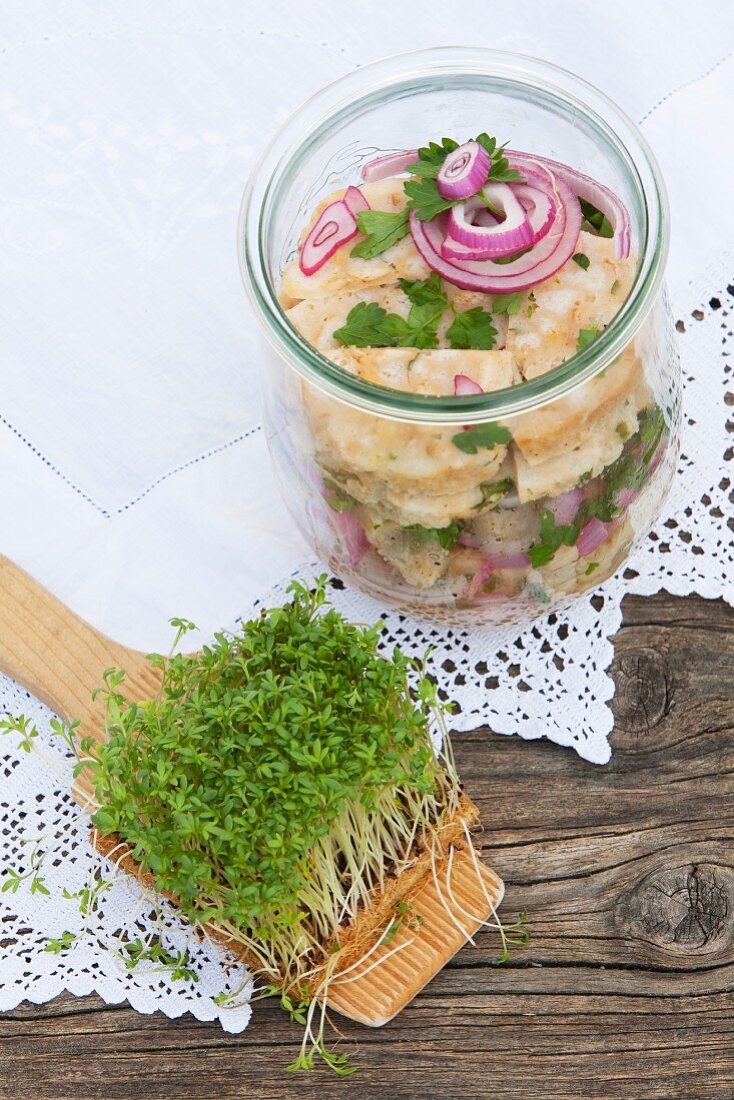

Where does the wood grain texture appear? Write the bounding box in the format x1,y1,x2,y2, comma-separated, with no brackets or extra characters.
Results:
1,592,733,1100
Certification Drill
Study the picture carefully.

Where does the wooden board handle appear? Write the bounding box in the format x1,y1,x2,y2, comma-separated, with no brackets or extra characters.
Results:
0,556,158,742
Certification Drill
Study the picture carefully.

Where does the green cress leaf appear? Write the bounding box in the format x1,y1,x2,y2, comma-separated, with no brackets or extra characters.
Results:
492,291,525,316
333,302,398,347
452,423,511,454
528,508,580,568
350,209,409,260
572,252,590,270
446,307,498,350
576,326,601,353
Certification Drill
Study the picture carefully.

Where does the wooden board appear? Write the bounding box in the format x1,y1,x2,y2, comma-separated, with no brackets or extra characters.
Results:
1,591,732,1099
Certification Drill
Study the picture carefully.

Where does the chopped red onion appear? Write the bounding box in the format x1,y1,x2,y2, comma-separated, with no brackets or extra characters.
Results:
454,373,484,396
361,149,418,183
614,487,639,509
299,199,358,276
343,185,370,217
436,141,490,201
332,507,370,566
551,487,583,526
576,517,615,557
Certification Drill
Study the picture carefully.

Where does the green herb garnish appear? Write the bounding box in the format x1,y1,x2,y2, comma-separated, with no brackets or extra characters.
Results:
585,562,600,575
528,508,580,568
446,307,498,350
572,253,590,270
405,520,463,550
473,477,515,510
576,326,601,353
350,209,410,260
452,423,511,454
405,134,520,222
579,197,613,238
492,291,524,316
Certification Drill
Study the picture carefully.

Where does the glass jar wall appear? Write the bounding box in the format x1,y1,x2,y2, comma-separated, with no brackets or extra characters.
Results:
241,48,680,626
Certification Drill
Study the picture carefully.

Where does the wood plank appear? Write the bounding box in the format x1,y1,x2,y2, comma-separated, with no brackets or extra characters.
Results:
1,593,733,1099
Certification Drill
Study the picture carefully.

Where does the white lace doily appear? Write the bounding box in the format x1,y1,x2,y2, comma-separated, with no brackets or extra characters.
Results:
1,1,733,1034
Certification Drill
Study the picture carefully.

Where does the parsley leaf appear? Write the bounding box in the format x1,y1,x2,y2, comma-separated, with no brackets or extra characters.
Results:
476,134,523,183
406,520,463,550
350,209,409,260
572,252,590,270
404,176,456,221
452,423,511,454
447,307,498,350
579,197,613,238
398,272,448,309
576,326,601,353
474,477,515,510
333,276,449,349
493,291,525,316
333,302,398,347
406,138,460,178
528,508,580,567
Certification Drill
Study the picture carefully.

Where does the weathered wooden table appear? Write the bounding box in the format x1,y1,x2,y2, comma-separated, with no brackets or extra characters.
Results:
1,592,732,1100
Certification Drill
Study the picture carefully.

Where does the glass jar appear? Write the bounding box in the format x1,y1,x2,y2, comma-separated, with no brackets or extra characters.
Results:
240,48,680,626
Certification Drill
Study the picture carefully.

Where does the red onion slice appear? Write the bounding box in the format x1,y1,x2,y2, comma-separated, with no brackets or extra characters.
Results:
614,487,639,509
299,199,358,276
454,373,484,396
443,185,534,260
343,185,370,217
576,517,616,557
410,174,580,294
437,141,490,200
332,507,370,566
509,150,631,260
361,149,418,183
550,487,583,526
464,549,530,600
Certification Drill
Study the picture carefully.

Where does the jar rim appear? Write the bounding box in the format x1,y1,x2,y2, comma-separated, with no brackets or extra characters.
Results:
239,46,669,425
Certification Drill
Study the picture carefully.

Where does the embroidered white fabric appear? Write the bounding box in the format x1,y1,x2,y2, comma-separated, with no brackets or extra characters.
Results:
1,0,732,1031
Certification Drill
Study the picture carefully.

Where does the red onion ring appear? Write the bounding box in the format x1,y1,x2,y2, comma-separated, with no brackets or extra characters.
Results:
442,184,534,261
437,140,490,200
361,149,418,183
509,150,631,260
299,199,358,276
409,164,581,293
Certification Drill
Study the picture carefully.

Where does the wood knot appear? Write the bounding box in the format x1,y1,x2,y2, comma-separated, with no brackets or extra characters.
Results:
616,863,733,960
610,646,669,735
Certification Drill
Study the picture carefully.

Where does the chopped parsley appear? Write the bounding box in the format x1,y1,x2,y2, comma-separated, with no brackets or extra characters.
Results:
446,307,498,350
350,209,409,260
528,508,580,568
572,253,590,270
333,274,498,352
579,197,614,238
492,291,524,316
585,562,600,575
474,477,515,510
405,520,463,550
452,422,511,454
576,326,601,353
